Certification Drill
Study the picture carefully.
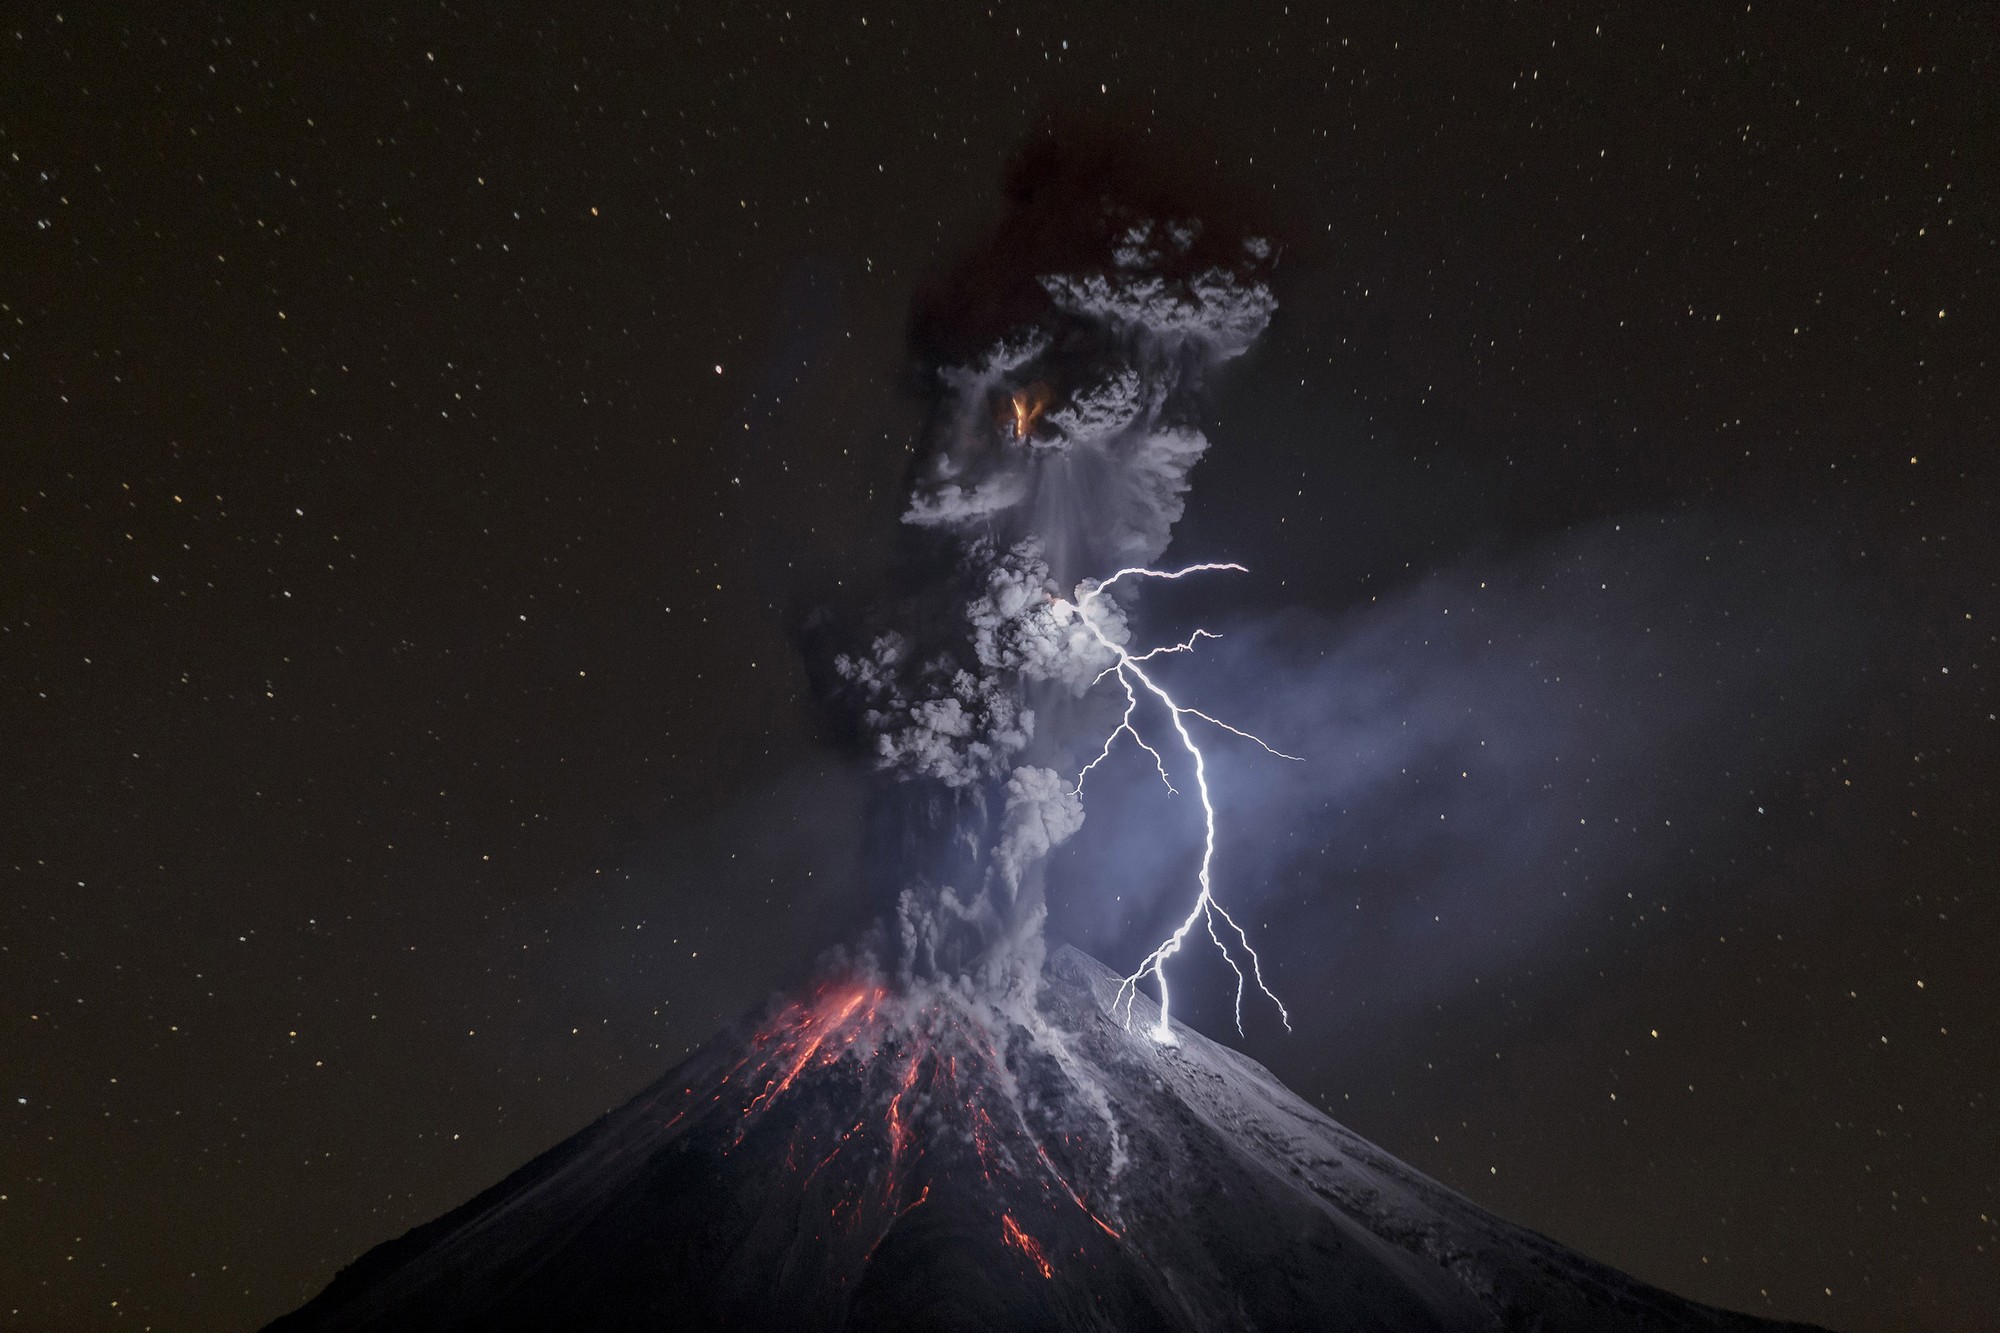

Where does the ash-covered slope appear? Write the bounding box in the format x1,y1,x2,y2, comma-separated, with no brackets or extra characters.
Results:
269,946,1815,1333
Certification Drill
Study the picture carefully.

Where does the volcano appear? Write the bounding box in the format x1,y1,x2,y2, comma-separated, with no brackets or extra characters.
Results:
268,946,1815,1332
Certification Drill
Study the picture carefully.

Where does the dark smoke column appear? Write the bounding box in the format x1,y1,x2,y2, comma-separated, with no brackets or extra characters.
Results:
834,135,1279,1011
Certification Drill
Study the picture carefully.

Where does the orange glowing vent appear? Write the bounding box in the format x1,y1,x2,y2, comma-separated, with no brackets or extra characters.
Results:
1007,383,1052,441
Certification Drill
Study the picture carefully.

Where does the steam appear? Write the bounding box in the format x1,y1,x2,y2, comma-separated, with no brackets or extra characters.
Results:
830,136,1278,1003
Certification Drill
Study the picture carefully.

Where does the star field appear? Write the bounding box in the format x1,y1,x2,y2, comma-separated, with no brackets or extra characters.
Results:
3,3,1994,1330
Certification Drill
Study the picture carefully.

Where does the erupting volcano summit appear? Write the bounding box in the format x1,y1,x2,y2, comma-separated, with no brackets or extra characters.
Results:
269,948,1816,1332
271,129,1822,1333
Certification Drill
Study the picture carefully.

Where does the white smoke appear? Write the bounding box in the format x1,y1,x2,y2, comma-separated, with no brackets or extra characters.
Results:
1044,366,1146,443
835,632,1034,788
901,470,1033,530
837,190,1277,992
901,222,1275,578
968,540,1125,694
992,765,1086,905
1039,269,1276,356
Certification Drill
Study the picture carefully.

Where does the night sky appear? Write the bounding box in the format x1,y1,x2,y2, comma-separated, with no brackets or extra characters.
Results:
5,4,1996,1331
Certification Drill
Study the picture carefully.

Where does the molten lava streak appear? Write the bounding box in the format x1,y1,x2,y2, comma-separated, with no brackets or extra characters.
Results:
1006,383,1051,441
1000,1213,1055,1279
681,980,1121,1283
740,985,874,1123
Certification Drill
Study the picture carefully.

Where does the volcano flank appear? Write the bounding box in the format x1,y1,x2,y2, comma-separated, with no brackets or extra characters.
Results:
267,947,1817,1333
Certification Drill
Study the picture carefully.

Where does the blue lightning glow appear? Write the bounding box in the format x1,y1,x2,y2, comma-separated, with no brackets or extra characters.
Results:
1059,563,1301,1044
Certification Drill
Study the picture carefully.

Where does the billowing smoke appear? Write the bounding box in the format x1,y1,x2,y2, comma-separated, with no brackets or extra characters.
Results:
901,228,1274,582
829,132,1278,1006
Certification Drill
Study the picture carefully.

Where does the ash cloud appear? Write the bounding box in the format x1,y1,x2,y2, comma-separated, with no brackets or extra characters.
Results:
901,219,1275,581
826,129,1279,1001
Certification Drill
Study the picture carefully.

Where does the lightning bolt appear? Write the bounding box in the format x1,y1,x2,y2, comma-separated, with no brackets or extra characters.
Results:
1058,563,1301,1044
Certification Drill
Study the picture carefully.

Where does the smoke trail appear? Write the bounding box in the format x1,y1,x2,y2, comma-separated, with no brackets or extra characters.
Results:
828,130,1279,1007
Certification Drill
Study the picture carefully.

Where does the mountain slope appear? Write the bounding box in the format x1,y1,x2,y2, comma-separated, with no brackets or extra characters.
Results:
267,945,1819,1332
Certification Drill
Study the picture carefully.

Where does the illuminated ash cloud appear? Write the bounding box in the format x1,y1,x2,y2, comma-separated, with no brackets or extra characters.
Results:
835,626,1034,789
967,539,1126,697
830,130,1279,1004
831,540,1123,791
903,216,1276,580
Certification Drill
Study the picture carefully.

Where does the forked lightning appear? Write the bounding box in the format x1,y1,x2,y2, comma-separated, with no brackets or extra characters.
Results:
1058,563,1301,1042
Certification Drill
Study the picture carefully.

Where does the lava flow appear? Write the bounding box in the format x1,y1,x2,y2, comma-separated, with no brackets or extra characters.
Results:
1000,1212,1055,1279
673,978,1119,1283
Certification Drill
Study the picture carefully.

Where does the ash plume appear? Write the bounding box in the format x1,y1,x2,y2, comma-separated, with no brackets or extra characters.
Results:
269,134,1828,1333
830,131,1279,1005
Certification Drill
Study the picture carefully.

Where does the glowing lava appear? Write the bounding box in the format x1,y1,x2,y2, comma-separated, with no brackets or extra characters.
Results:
1006,383,1051,441
685,980,1120,1281
1000,1212,1055,1279
1060,563,1301,1043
